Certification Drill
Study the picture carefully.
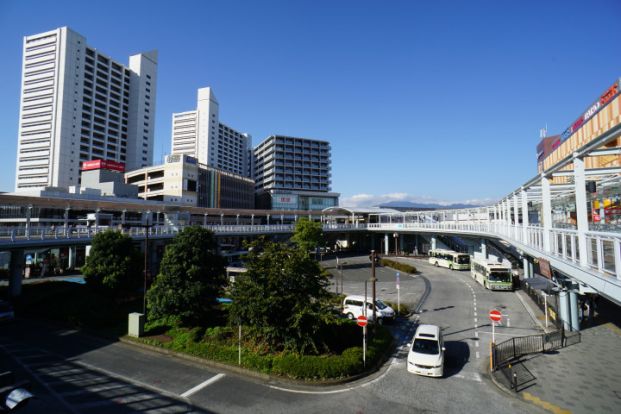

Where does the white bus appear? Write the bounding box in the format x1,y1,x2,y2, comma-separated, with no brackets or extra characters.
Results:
428,249,470,270
470,257,513,291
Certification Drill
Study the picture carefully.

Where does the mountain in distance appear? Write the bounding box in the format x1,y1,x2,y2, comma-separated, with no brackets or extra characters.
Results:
378,201,483,210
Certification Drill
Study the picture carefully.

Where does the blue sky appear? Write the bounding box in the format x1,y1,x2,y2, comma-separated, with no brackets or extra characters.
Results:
1,0,620,206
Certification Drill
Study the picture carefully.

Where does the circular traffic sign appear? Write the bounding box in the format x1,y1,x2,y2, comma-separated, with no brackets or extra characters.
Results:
357,315,368,327
489,309,502,322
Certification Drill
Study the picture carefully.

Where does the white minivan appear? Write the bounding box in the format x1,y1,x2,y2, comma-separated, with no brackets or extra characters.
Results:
342,295,395,324
407,324,445,377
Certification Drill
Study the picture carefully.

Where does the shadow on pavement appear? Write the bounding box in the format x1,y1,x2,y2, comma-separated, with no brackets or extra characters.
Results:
443,340,470,378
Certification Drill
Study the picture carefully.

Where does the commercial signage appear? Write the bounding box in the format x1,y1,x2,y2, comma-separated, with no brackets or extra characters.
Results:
272,194,298,208
166,154,181,163
538,258,552,279
81,159,125,172
560,80,620,142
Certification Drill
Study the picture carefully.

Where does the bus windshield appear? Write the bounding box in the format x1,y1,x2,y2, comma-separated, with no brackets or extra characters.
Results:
489,271,511,282
457,255,470,264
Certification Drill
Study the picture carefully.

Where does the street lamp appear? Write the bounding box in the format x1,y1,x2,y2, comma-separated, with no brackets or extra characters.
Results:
370,249,377,325
393,233,398,256
123,219,152,316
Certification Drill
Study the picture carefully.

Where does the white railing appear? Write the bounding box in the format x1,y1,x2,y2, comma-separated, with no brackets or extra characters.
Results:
1,219,620,283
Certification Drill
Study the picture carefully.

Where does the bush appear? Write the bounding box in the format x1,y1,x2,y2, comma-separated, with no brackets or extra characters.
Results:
384,300,411,317
137,320,394,380
380,258,417,274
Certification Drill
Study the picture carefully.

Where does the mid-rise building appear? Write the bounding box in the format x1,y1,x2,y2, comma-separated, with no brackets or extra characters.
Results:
125,154,254,209
15,27,157,191
253,135,339,210
171,87,251,177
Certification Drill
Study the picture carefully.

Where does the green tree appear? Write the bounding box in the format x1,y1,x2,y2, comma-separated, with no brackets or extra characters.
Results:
82,230,142,296
146,226,226,326
291,218,323,253
229,238,332,354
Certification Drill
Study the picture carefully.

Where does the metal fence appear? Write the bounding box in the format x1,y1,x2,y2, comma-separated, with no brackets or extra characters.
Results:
492,329,579,371
520,279,562,330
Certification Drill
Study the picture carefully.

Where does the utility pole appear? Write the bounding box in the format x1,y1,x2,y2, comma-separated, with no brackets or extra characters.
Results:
371,249,377,326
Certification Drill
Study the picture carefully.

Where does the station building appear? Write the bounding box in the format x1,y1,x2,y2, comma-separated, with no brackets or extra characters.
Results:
536,78,621,229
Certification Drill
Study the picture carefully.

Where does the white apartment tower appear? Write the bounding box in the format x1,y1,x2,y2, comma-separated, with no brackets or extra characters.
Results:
15,27,157,190
171,87,252,177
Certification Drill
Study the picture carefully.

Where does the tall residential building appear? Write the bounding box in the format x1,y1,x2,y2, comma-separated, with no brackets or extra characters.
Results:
15,27,157,191
171,87,252,177
253,135,339,210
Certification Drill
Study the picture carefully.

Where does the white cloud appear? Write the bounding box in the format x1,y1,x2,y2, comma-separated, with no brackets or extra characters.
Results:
340,193,496,208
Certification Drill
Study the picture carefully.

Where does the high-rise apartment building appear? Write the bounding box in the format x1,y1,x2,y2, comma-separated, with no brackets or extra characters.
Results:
253,135,339,210
15,27,157,190
171,87,252,178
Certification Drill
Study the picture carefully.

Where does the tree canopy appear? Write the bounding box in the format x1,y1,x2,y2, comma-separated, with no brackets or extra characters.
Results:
229,238,333,354
291,218,323,253
82,230,142,296
146,226,227,326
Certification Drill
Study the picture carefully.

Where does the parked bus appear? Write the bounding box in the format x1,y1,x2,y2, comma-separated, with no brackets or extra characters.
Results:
428,249,470,270
470,257,513,291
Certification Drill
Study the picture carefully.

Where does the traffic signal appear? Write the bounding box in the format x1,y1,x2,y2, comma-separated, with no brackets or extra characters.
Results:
0,372,33,412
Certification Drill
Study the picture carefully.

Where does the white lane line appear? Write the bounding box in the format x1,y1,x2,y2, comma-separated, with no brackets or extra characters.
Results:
475,341,479,348
474,317,477,323
475,331,479,338
269,356,398,395
476,351,480,359
180,373,226,398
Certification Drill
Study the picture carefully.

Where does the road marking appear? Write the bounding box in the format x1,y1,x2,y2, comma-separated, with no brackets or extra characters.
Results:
476,351,480,359
474,317,478,323
474,331,479,338
180,373,226,398
522,392,571,414
475,341,479,348
454,372,482,382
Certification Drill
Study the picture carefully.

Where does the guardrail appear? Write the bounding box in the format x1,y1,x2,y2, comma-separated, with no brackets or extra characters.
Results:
491,330,578,371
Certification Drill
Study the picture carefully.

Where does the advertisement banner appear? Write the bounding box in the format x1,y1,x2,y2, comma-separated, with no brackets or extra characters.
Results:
82,159,125,172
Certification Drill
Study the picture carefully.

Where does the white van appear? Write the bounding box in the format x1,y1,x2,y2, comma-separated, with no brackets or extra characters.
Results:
407,324,445,377
342,295,395,324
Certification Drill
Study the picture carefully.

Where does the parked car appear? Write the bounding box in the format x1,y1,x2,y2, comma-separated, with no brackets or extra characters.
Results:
342,295,395,324
407,324,445,377
0,300,15,323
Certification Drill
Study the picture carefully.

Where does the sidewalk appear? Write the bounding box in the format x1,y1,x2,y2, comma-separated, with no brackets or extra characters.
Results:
495,287,621,414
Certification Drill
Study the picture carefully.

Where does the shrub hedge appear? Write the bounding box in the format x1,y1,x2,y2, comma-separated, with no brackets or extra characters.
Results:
379,258,417,274
138,321,393,380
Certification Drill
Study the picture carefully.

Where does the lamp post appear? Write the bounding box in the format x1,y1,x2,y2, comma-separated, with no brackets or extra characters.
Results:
393,233,398,256
371,250,377,326
124,220,152,316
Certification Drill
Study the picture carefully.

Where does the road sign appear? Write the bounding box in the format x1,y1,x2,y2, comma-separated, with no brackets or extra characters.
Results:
357,315,368,327
489,309,502,322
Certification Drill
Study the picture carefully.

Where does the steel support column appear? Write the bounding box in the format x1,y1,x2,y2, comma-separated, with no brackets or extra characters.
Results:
569,287,580,332
573,155,589,267
513,193,520,242
542,174,552,253
9,249,24,297
521,189,529,243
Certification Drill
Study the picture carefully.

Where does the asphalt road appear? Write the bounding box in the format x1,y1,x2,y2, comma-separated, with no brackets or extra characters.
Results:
1,256,545,413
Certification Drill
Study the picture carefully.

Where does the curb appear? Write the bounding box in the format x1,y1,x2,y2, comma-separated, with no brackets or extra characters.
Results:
120,334,396,389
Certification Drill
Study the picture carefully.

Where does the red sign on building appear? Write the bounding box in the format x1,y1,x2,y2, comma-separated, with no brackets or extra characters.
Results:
82,159,126,172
